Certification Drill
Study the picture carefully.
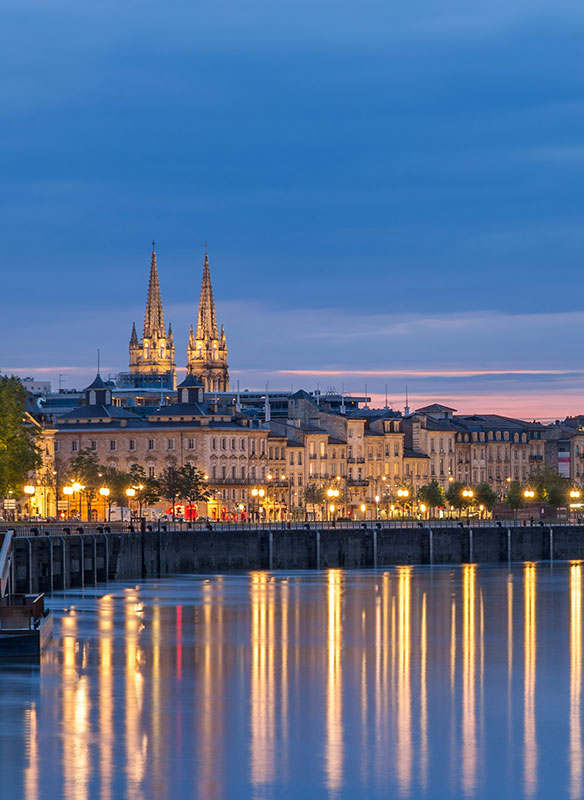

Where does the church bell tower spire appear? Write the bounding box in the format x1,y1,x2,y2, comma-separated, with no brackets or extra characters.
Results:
187,248,229,393
129,243,176,388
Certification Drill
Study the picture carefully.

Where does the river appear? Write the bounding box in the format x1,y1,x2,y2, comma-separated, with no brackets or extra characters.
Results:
0,563,582,799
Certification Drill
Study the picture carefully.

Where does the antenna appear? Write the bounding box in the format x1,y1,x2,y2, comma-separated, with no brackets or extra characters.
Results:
405,384,410,417
385,383,388,409
365,383,368,408
97,348,101,376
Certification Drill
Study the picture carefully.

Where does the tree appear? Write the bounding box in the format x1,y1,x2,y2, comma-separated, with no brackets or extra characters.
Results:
505,480,524,511
302,484,326,519
547,482,568,510
529,465,569,509
68,448,102,519
445,481,471,511
0,375,42,498
178,464,211,518
158,466,182,521
475,482,498,512
418,480,445,516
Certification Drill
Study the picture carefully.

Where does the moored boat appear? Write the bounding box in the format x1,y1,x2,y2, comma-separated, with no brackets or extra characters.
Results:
0,593,53,660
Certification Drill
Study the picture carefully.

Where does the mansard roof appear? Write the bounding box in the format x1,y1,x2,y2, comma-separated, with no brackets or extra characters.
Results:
58,405,139,422
83,374,110,392
177,373,204,389
415,403,457,413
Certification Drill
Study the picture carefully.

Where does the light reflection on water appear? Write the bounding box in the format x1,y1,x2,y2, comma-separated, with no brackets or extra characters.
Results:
1,563,583,799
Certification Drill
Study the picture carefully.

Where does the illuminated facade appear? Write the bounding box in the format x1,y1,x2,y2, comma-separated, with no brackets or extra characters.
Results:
129,246,176,388
187,252,229,393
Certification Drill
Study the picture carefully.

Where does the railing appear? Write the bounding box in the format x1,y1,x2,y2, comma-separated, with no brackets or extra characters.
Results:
4,517,584,536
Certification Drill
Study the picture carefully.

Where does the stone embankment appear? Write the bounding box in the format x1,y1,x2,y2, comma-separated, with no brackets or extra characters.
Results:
6,523,584,594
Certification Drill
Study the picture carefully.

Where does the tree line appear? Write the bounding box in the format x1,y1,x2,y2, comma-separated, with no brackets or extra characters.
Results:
64,449,211,519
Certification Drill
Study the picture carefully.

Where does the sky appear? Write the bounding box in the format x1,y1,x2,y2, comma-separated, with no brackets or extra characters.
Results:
1,0,583,420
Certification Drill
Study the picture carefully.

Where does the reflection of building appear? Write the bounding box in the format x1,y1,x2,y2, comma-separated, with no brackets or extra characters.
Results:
187,252,229,393
129,246,176,389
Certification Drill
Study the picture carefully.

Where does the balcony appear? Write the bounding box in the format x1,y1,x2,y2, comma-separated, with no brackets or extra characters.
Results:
529,454,544,461
347,478,369,487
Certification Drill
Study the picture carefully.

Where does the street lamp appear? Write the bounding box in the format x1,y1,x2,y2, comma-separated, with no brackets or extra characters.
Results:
100,487,110,521
524,489,535,499
63,485,73,518
71,482,84,519
327,487,340,521
23,485,35,518
462,488,473,520
360,503,366,519
126,487,136,522
397,488,409,517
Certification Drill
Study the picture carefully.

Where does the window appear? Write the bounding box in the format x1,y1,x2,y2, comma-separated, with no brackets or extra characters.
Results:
289,452,294,465
320,442,325,458
148,439,155,450
394,443,399,457
186,438,195,450
241,438,246,450
167,439,175,451
147,463,155,477
231,438,236,450
109,440,117,451
72,441,78,452
90,440,97,451
129,439,136,451
55,442,60,453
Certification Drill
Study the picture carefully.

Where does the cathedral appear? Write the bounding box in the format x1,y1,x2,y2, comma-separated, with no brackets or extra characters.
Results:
129,245,229,393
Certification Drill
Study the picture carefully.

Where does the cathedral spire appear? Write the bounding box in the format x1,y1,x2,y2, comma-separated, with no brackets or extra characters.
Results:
143,245,165,339
130,321,138,346
187,249,229,392
128,244,176,388
196,253,218,341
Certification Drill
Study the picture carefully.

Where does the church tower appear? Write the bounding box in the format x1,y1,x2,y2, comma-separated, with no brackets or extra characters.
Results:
129,244,176,388
186,250,229,392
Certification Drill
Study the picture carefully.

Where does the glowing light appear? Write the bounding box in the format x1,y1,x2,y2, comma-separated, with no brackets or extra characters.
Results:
24,485,35,495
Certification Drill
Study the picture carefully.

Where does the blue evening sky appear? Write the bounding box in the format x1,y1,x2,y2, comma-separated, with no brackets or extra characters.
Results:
1,0,583,418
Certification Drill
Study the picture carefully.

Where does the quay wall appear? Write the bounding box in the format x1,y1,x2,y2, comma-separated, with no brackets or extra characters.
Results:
10,525,584,594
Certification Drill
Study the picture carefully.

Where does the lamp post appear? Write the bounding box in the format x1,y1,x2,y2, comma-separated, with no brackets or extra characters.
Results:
360,503,366,520
462,488,474,520
397,488,409,518
570,489,581,522
99,487,110,522
63,485,73,518
251,488,265,522
126,487,136,522
327,487,340,520
375,494,380,520
23,485,35,519
72,482,84,520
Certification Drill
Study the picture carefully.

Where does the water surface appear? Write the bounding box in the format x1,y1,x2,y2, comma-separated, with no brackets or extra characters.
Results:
0,563,582,799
